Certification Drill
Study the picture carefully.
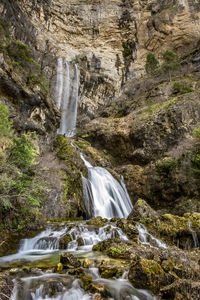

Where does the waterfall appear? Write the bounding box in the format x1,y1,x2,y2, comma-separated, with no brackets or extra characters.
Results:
81,154,133,219
55,58,79,137
188,220,199,249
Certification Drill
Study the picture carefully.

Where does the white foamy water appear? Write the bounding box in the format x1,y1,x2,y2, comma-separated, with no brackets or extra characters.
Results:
81,154,133,219
55,58,79,137
136,224,167,249
67,223,128,253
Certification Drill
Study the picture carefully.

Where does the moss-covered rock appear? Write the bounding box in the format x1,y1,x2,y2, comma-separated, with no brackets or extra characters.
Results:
128,198,159,222
99,259,123,278
59,234,72,250
128,257,167,294
60,253,81,269
86,216,108,227
82,258,93,268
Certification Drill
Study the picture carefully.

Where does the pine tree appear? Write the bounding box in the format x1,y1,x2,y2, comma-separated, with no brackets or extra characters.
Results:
145,53,159,76
162,50,180,81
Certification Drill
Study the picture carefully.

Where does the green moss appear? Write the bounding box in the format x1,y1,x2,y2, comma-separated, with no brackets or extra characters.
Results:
156,157,177,176
110,247,122,258
86,216,108,227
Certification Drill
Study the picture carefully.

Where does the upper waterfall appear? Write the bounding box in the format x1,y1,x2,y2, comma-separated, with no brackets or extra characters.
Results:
81,154,133,219
55,58,79,137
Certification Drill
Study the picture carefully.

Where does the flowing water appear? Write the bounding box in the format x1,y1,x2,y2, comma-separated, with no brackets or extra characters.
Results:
55,58,79,137
81,154,133,219
4,223,157,300
188,220,199,249
136,224,167,249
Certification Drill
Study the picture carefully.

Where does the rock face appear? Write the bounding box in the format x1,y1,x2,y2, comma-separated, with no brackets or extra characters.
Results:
1,0,200,118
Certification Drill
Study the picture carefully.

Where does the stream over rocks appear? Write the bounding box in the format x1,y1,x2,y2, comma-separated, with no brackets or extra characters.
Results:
0,222,157,300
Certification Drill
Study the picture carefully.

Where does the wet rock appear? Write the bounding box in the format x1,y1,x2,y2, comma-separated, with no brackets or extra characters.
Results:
82,258,93,268
99,259,123,279
86,217,108,227
128,199,159,222
160,279,200,300
68,268,85,277
128,256,167,294
60,253,81,269
59,234,72,250
80,275,98,293
77,237,84,246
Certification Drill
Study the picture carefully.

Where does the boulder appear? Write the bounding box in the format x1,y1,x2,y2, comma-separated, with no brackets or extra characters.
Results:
60,253,81,269
128,199,159,222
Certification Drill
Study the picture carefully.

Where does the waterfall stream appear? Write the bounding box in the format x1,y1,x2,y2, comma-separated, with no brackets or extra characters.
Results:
4,223,157,300
81,154,133,219
188,220,199,249
55,58,79,137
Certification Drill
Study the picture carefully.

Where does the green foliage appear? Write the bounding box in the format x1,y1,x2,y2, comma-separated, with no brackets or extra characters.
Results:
173,82,181,93
0,17,49,95
182,85,193,93
122,41,133,58
0,18,10,41
9,134,38,169
162,50,180,81
145,53,159,76
0,104,45,231
0,104,13,139
173,82,193,94
193,128,200,140
7,41,32,66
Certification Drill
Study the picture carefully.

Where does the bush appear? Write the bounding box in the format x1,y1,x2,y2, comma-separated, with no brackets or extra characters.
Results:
9,134,38,169
193,128,200,140
173,82,181,93
173,82,193,94
122,41,133,57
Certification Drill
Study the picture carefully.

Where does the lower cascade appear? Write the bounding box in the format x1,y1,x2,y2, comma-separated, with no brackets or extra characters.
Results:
1,223,157,300
55,58,79,137
81,154,133,219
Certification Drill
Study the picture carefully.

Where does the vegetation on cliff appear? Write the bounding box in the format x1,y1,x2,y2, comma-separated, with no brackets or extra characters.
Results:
0,103,46,232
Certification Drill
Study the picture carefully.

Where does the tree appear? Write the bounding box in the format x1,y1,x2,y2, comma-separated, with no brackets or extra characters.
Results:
145,53,159,76
162,50,180,81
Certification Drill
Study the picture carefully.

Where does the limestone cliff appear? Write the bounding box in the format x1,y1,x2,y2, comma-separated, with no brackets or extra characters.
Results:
1,0,200,119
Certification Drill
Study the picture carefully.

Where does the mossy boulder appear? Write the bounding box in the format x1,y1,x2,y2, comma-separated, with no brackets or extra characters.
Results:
128,257,167,294
77,237,84,246
82,258,93,268
128,198,159,223
99,259,123,278
86,216,108,227
59,234,72,250
92,238,134,259
68,268,85,277
80,275,97,293
60,253,81,269
116,219,138,241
